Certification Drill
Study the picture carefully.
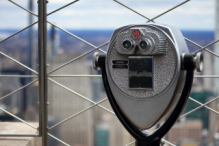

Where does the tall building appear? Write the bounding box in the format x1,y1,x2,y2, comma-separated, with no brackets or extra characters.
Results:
48,53,93,146
167,120,203,146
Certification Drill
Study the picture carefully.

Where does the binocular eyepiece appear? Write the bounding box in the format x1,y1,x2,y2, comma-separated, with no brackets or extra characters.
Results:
122,38,151,51
92,23,203,146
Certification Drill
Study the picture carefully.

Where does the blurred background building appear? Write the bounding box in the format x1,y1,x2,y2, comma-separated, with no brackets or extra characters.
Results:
0,0,219,146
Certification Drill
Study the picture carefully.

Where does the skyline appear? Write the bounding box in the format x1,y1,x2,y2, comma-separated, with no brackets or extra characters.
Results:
0,0,216,30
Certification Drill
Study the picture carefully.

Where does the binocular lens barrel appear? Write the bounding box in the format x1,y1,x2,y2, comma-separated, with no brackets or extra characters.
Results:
139,40,147,49
123,40,133,50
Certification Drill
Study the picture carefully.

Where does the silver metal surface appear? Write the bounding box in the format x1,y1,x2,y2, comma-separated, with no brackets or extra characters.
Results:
48,75,102,77
107,24,179,99
0,75,38,78
139,38,152,51
194,52,204,72
38,0,48,145
0,134,39,137
123,39,135,50
194,75,219,78
215,0,219,93
93,52,100,70
114,27,167,55
105,24,188,129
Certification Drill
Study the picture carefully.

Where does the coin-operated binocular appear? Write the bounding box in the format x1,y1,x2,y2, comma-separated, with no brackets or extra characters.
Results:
93,23,203,146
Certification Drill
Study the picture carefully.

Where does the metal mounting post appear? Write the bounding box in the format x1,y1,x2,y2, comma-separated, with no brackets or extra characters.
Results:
38,0,48,146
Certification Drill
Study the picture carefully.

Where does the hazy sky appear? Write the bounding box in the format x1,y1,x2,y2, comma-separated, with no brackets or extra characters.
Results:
0,0,216,30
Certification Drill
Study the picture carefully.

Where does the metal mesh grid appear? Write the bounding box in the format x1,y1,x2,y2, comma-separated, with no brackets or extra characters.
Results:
0,0,218,146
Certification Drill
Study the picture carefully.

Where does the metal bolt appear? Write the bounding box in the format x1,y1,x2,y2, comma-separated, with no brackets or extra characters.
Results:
194,52,203,72
93,52,100,70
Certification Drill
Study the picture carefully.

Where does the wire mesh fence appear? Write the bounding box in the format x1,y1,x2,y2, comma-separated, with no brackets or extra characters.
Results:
0,0,218,146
